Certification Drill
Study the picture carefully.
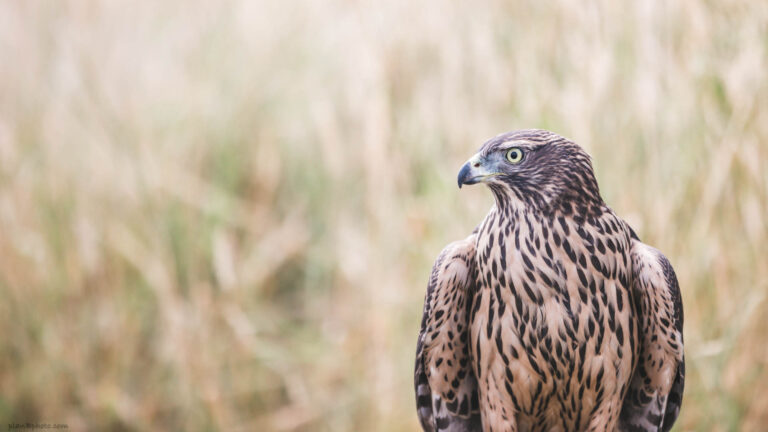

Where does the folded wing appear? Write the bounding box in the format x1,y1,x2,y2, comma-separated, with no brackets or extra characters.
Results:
415,235,481,432
620,239,685,431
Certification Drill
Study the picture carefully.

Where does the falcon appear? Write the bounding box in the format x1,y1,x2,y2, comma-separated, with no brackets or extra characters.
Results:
414,130,684,432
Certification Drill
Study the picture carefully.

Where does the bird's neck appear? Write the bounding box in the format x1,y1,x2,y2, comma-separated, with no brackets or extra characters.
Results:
489,184,605,217
489,189,605,223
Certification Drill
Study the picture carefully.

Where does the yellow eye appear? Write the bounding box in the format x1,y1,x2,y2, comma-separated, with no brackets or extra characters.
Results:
506,147,524,164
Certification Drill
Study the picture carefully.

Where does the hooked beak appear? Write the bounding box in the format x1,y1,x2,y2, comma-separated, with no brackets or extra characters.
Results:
457,153,500,188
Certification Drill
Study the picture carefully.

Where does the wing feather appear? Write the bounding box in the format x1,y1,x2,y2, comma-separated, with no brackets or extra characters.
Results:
619,239,685,432
415,235,481,432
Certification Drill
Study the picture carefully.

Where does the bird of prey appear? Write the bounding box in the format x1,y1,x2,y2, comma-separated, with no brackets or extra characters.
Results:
414,130,684,432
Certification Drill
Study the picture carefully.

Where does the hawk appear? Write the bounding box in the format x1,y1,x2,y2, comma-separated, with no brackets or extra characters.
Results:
414,130,684,432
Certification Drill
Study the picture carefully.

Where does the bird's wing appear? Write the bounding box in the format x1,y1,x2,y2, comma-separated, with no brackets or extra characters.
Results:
415,234,481,432
619,238,685,432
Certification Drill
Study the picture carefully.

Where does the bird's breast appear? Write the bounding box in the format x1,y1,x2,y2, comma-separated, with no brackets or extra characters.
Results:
470,208,638,425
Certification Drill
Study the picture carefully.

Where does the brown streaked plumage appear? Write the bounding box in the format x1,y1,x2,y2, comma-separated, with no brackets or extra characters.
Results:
415,130,684,432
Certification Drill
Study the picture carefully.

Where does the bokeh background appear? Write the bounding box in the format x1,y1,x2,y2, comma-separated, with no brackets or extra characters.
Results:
1,1,767,431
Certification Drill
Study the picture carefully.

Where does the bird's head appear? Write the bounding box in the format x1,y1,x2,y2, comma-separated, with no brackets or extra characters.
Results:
457,129,603,213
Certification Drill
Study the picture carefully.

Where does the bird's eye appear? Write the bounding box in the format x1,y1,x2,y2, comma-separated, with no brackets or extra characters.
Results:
506,148,524,164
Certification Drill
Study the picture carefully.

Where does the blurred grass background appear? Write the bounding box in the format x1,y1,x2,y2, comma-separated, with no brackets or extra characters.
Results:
0,0,767,431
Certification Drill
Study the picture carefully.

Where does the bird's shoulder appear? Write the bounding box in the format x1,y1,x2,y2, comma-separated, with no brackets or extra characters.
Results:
627,238,684,335
423,234,478,303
